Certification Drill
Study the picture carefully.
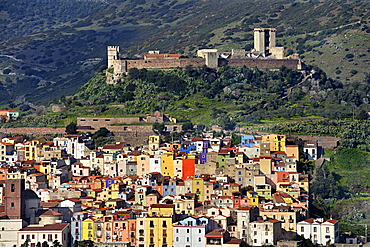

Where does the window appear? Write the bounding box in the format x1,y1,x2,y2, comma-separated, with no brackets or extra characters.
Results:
162,221,167,228
199,237,202,242
176,237,179,242
11,202,14,207
186,237,189,242
314,227,317,232
301,227,304,232
326,227,330,233
187,229,190,233
11,184,15,192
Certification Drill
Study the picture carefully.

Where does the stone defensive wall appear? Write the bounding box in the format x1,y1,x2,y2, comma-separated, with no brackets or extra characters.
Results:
77,117,142,130
123,57,300,70
125,58,206,70
226,58,300,69
287,135,340,150
108,124,182,146
0,127,66,138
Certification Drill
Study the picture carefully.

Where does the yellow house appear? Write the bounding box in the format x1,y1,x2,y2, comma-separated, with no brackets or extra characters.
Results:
173,198,195,215
25,138,46,161
82,218,95,241
254,175,272,200
192,178,205,202
149,135,160,152
285,145,299,158
299,177,309,194
259,156,272,175
262,134,286,152
161,152,174,177
260,210,299,232
149,204,175,217
145,216,173,247
247,191,259,206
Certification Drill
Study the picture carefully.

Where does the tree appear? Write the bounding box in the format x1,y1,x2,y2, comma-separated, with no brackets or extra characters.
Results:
355,110,369,120
21,240,30,247
241,186,254,195
152,122,165,134
182,122,194,132
231,133,241,146
42,241,49,247
93,127,110,138
66,122,78,134
75,240,94,247
53,240,62,247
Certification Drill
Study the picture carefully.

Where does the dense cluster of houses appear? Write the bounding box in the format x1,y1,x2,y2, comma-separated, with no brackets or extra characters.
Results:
0,133,338,247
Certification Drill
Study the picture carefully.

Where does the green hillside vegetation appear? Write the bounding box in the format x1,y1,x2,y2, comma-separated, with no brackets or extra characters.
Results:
0,0,107,41
6,64,368,130
310,148,370,232
0,0,369,105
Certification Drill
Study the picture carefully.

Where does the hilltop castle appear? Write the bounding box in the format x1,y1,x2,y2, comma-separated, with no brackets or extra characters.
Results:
106,28,302,84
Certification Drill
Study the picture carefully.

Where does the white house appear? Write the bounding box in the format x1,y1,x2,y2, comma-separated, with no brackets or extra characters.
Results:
174,216,218,247
297,218,339,245
304,142,319,160
17,223,70,247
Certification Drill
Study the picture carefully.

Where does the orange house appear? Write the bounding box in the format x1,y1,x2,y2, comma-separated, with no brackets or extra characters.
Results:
182,158,195,180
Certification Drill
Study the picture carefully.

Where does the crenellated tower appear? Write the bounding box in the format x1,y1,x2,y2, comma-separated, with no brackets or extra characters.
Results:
107,46,120,68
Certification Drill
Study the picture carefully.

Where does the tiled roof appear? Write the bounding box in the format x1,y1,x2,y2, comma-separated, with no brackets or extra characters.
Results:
40,210,62,217
20,223,69,231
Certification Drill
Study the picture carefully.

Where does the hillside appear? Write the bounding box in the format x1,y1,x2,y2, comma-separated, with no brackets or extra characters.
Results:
0,0,369,105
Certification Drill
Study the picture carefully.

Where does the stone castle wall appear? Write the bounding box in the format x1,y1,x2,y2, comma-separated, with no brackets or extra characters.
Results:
226,58,300,69
125,58,205,70
287,135,340,150
0,127,66,138
0,124,182,147
77,117,142,130
115,57,300,75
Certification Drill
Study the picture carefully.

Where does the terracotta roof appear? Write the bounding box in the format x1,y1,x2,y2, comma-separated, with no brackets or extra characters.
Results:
40,201,59,208
150,204,175,208
20,223,68,231
145,54,181,58
237,206,253,211
205,229,224,237
40,210,62,217
268,219,281,223
325,219,338,224
225,239,242,245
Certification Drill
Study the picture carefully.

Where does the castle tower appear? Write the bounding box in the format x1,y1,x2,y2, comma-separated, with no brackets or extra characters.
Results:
107,46,120,68
253,28,277,54
4,179,25,219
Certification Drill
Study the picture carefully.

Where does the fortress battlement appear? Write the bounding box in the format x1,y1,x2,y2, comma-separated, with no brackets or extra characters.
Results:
106,28,302,84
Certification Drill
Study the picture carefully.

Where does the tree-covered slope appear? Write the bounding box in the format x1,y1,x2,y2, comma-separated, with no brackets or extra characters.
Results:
0,0,107,42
